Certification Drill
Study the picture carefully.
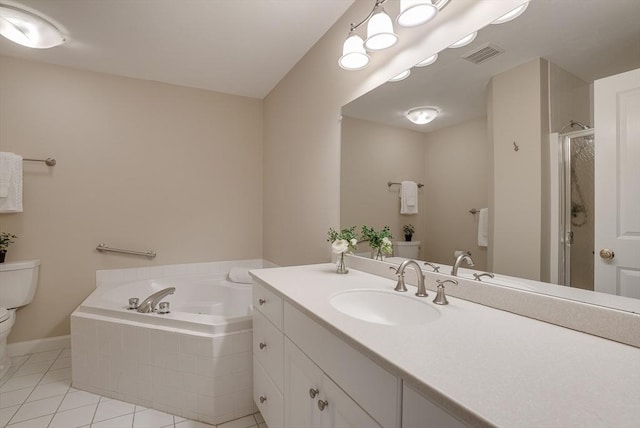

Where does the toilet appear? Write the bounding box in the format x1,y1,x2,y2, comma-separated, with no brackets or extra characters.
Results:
0,260,40,379
393,241,421,259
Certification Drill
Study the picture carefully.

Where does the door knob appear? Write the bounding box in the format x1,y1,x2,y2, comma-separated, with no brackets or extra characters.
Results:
599,249,615,260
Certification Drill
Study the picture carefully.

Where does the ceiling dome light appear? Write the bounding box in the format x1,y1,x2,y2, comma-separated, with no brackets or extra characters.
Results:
338,32,370,70
449,31,477,48
364,8,398,51
0,5,65,49
406,107,439,124
492,2,529,24
397,0,438,28
389,69,411,82
415,53,438,67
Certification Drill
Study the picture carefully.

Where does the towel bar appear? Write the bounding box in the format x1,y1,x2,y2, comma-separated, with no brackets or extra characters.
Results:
387,181,424,189
469,209,479,214
23,157,56,166
96,243,156,258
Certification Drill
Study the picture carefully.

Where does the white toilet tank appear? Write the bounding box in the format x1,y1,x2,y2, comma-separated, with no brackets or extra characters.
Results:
0,260,40,309
393,241,420,259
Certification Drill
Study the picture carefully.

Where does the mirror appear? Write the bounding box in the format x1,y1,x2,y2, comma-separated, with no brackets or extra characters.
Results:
340,0,640,311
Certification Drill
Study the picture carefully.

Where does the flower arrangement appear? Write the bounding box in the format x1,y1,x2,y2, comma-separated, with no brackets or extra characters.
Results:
361,225,393,258
327,226,358,254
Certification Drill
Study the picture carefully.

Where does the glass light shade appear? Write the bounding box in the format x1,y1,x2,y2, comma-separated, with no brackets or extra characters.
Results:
0,5,65,49
338,33,370,70
397,0,438,27
364,9,398,51
406,107,439,124
415,53,438,67
492,2,529,24
389,69,411,82
449,31,477,48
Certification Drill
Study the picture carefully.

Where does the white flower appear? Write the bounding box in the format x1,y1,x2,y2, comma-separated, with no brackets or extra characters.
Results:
332,239,349,254
382,237,391,245
350,238,357,247
381,237,393,254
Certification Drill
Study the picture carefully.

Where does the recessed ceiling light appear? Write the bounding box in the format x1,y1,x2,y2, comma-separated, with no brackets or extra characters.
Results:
406,107,439,124
0,5,65,49
492,2,529,25
389,69,411,82
449,31,477,48
415,53,438,67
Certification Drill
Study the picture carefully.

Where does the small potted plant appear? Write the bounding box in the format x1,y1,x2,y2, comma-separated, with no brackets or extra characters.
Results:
361,225,393,260
403,224,415,242
0,232,18,263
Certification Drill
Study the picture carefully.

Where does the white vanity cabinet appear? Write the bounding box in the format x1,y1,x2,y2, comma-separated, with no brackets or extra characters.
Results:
402,383,469,428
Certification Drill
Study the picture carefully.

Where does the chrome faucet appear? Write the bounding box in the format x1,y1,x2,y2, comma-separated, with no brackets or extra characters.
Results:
451,252,474,276
473,272,495,281
392,260,428,297
136,287,176,313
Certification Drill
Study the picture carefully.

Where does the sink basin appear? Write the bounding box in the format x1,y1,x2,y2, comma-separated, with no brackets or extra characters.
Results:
330,289,440,326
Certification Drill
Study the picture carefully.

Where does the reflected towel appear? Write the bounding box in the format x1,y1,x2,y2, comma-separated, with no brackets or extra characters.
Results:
400,181,418,214
0,152,23,213
478,208,489,247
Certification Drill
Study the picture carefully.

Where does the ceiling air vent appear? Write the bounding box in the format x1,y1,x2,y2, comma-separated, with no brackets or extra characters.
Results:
461,43,504,65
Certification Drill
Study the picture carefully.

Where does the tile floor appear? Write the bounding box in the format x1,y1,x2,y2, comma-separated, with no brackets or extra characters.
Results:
0,348,266,428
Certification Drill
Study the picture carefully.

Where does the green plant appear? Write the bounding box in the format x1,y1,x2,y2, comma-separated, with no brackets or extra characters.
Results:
327,226,358,253
361,225,393,254
403,224,415,235
0,232,18,251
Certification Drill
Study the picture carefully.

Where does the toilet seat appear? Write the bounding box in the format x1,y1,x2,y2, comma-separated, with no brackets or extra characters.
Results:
0,307,8,323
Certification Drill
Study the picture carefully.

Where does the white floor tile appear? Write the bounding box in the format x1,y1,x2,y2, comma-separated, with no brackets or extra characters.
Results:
39,367,72,385
133,408,175,427
0,387,33,409
13,360,53,377
9,395,64,424
175,420,215,427
0,373,44,393
217,415,258,428
26,380,71,402
48,403,98,428
254,412,264,424
59,348,73,359
50,357,72,371
93,398,135,423
258,422,267,428
59,390,101,412
26,350,62,364
9,356,29,368
0,404,20,426
91,413,134,428
5,413,54,427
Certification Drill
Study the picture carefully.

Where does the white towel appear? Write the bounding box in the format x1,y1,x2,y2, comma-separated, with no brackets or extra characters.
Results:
228,267,253,284
478,208,489,247
400,181,418,214
0,152,23,213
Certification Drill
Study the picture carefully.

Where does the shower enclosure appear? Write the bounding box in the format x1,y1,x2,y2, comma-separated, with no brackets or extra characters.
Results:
557,129,595,291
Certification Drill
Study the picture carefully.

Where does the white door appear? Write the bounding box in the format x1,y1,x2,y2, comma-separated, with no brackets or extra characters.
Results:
594,68,640,298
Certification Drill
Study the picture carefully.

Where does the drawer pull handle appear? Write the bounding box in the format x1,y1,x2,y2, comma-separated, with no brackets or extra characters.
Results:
258,298,266,305
259,395,267,404
309,388,319,399
317,399,328,411
259,342,267,350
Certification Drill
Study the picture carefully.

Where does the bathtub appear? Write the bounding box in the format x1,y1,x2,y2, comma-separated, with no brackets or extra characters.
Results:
71,260,272,425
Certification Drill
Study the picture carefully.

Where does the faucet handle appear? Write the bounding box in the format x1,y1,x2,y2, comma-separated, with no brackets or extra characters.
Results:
389,266,408,292
433,279,458,305
389,266,400,274
473,272,495,281
423,262,440,272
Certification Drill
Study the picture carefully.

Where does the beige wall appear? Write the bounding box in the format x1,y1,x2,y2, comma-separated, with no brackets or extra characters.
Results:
0,56,263,343
423,117,489,270
340,116,426,258
263,0,526,266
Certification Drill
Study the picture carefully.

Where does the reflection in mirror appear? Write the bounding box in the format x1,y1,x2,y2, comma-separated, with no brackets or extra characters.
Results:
340,0,640,310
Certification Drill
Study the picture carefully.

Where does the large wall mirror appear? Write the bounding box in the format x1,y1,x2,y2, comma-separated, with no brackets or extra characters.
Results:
340,0,640,312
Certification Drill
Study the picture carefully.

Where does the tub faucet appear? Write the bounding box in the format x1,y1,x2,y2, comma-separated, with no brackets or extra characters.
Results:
136,287,176,313
451,252,474,276
392,260,428,297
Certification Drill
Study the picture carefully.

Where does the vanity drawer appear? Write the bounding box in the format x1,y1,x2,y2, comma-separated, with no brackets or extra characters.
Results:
254,356,284,428
253,281,283,329
284,302,400,428
253,309,284,391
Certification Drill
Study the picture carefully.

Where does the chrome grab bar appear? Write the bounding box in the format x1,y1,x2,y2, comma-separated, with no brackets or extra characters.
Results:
96,243,156,258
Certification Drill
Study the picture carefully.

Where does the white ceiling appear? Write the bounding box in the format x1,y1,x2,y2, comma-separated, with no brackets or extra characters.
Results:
0,0,354,99
343,0,640,133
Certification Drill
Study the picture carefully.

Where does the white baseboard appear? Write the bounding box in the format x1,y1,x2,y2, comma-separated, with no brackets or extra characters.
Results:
7,335,71,357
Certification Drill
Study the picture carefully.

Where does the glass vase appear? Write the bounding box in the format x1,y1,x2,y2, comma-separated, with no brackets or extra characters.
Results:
336,252,349,274
374,247,384,261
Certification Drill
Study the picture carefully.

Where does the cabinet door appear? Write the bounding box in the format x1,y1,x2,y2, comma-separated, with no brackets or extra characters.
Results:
402,383,468,428
284,338,323,428
319,374,381,428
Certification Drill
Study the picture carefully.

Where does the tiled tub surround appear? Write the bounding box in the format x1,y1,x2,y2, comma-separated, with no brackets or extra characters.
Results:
71,260,274,425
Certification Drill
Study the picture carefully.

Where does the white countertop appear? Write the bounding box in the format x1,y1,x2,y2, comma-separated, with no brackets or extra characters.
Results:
250,264,640,428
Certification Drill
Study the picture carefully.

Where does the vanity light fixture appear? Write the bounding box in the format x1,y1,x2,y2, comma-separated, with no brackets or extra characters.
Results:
491,1,530,25
415,53,438,67
406,107,439,124
339,0,450,71
449,31,477,48
0,4,65,49
389,69,411,82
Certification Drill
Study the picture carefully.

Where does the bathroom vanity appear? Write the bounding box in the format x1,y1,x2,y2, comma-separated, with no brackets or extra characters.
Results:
250,263,640,428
